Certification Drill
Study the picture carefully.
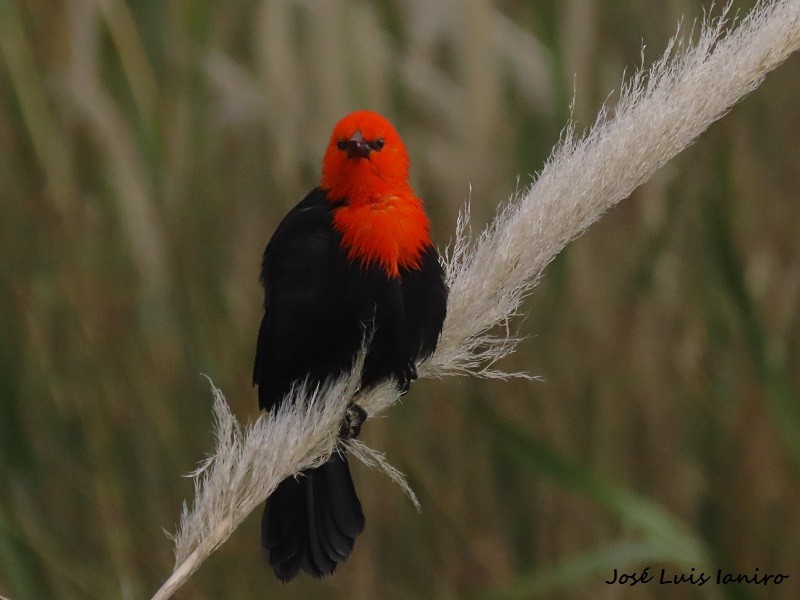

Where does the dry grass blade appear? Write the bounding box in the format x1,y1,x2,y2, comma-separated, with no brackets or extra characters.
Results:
153,2,800,598
344,439,421,511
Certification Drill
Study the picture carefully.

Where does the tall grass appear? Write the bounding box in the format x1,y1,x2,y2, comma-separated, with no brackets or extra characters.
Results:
1,1,799,599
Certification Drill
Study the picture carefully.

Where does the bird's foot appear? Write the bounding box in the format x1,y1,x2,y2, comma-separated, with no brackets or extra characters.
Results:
397,361,418,394
339,402,367,439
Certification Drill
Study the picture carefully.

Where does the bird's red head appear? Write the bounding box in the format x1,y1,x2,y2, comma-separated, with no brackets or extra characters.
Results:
321,110,412,206
320,111,430,277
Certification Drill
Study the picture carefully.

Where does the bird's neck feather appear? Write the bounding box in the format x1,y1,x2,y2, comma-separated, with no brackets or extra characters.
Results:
331,190,430,278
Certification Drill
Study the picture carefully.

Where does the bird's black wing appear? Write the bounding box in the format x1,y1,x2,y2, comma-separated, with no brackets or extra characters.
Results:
400,244,448,361
254,188,362,411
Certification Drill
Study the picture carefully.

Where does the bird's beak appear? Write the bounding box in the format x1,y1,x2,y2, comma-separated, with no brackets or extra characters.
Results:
346,131,371,159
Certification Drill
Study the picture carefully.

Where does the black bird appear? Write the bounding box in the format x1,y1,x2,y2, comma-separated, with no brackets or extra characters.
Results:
254,110,448,581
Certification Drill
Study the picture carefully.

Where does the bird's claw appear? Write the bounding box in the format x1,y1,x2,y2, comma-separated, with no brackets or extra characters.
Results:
339,402,367,439
397,361,418,394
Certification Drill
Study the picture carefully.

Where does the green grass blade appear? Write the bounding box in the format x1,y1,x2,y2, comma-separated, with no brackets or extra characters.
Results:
702,143,800,465
473,400,708,563
474,540,672,600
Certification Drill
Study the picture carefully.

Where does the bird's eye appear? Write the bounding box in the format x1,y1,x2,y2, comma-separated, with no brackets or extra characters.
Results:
336,139,348,151
370,139,385,151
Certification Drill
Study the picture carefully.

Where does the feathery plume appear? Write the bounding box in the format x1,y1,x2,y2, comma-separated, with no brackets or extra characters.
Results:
153,2,800,598
153,366,362,599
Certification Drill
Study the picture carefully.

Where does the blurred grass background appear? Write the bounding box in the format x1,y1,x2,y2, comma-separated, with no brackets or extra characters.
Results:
1,0,799,598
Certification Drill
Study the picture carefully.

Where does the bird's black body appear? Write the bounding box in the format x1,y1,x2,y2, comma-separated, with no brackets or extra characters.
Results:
254,187,447,581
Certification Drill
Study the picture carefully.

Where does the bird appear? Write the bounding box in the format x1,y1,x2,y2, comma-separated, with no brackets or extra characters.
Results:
253,110,448,581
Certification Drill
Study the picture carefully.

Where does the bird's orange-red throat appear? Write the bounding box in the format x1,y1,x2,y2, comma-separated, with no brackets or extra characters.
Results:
321,110,431,278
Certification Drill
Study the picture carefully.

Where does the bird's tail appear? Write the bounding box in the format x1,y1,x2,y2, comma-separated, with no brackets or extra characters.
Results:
261,451,365,581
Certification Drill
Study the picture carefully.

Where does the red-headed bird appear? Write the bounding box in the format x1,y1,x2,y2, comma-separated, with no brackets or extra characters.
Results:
254,110,448,581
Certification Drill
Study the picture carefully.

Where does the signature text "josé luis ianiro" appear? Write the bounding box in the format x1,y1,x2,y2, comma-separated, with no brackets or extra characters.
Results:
605,567,789,587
